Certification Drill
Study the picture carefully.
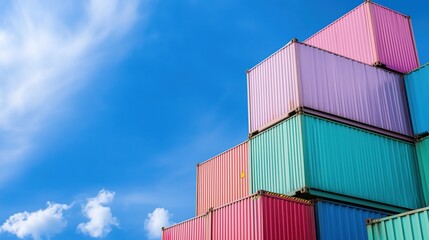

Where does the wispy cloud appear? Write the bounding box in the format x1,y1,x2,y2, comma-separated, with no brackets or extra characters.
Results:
144,208,172,239
78,189,119,238
0,202,71,240
0,0,140,186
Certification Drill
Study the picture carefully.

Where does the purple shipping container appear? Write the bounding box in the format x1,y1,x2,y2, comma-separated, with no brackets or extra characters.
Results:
247,41,413,140
304,1,419,73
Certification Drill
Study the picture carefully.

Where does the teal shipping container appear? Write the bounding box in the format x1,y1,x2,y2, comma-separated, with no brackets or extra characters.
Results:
405,63,429,137
250,113,424,212
417,136,429,206
367,207,429,240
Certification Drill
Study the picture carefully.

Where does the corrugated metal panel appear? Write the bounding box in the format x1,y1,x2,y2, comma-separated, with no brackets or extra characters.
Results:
417,136,429,206
304,2,418,73
196,141,248,216
297,43,412,137
250,113,424,211
370,3,419,73
247,41,413,138
304,3,376,66
405,63,429,136
367,207,429,240
247,41,299,134
211,192,316,240
315,200,389,240
162,214,209,240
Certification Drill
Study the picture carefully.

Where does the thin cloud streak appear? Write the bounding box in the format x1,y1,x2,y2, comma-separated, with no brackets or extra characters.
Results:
0,0,140,186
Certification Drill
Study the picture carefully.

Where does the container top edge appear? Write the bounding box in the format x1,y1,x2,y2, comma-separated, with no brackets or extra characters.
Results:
196,140,248,167
299,42,403,77
210,190,312,213
405,62,429,75
314,198,392,214
370,1,411,18
162,212,208,231
367,206,429,225
303,2,366,42
247,40,295,73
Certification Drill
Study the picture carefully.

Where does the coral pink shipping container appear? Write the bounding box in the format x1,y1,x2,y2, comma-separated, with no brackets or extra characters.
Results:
211,191,316,240
162,214,210,240
304,1,419,73
196,142,248,216
163,191,316,240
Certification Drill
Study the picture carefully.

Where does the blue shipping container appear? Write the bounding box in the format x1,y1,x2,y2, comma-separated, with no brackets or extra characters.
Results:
405,63,429,136
315,200,389,240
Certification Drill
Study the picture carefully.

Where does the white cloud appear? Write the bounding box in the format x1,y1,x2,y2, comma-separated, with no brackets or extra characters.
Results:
0,202,71,240
144,208,172,239
0,0,140,186
78,189,119,238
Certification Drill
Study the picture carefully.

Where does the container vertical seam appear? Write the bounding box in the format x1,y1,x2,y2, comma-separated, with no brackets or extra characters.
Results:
408,17,420,66
299,114,310,188
196,164,199,215
294,42,304,107
246,70,252,133
366,2,380,64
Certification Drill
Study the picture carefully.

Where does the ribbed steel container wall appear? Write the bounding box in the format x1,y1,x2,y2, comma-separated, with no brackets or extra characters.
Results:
162,214,209,240
304,2,419,73
196,141,248,215
250,113,424,211
405,63,429,136
417,136,429,206
315,200,389,240
211,192,316,240
367,207,429,240
247,41,412,139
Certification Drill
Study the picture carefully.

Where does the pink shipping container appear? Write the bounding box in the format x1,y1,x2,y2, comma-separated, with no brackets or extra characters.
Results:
196,141,248,216
162,214,210,240
163,191,316,240
304,1,419,73
247,40,413,140
211,191,316,240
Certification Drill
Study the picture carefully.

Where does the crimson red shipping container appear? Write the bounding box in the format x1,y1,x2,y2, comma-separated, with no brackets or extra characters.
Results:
304,1,419,73
196,141,248,215
211,191,316,240
162,214,210,240
163,191,316,240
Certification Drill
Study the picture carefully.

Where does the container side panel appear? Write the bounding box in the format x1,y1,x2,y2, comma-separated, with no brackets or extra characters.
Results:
247,43,299,133
370,3,419,73
196,142,248,215
262,195,316,240
417,137,429,206
162,216,207,240
315,201,388,240
304,4,376,66
249,116,305,195
405,64,429,136
302,115,423,209
303,115,423,209
211,196,260,240
367,208,429,240
298,43,413,136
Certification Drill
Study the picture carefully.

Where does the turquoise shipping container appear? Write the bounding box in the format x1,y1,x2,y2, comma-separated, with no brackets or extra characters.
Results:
417,136,429,206
315,200,389,240
250,113,424,212
367,207,429,240
405,63,429,137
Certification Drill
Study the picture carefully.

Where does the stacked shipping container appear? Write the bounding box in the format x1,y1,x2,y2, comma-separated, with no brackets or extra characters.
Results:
366,207,429,240
304,1,419,73
163,1,428,239
164,191,317,240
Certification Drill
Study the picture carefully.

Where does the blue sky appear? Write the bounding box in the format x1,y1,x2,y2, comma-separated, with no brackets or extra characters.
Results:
0,0,428,239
